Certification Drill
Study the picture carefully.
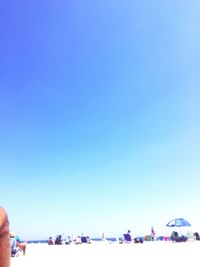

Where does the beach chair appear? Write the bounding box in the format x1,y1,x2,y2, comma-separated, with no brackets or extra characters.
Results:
81,236,88,243
187,231,195,241
10,238,22,257
123,233,132,243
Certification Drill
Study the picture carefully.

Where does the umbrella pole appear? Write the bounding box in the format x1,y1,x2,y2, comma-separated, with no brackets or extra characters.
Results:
180,227,182,236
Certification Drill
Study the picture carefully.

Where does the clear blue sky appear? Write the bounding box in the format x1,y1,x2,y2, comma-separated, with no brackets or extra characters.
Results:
1,0,200,240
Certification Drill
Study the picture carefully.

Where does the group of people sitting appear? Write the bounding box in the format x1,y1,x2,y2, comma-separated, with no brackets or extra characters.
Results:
123,230,200,243
171,231,187,242
171,231,200,242
48,234,91,245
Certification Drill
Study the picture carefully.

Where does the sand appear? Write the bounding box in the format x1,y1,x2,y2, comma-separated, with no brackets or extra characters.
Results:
10,241,200,267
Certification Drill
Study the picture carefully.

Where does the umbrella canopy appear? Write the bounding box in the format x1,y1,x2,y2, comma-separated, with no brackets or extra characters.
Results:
166,218,191,237
166,218,191,227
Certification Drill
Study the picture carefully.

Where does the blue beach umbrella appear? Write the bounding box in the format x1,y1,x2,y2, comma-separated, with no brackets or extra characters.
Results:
166,218,191,227
166,218,191,236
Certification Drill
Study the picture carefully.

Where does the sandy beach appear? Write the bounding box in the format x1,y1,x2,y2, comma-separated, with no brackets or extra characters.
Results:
10,241,200,267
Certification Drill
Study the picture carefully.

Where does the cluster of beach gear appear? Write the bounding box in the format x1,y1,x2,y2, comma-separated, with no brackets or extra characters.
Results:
48,234,92,245
47,228,200,246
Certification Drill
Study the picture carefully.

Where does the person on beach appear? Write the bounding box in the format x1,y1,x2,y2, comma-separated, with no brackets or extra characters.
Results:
10,232,27,255
0,207,10,267
55,235,62,245
101,233,106,241
10,236,22,257
48,237,54,245
74,236,81,244
65,236,72,245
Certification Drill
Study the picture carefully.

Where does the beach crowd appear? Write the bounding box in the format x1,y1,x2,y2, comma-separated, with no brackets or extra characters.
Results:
1,206,200,267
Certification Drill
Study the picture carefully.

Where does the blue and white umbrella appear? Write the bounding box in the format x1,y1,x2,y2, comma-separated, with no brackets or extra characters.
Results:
166,218,191,235
166,218,191,227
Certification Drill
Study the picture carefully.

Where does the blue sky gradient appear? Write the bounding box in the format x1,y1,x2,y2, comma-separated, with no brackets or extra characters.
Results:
1,0,200,240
